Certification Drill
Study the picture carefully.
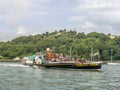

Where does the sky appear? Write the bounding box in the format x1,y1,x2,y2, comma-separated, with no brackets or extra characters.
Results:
0,0,120,41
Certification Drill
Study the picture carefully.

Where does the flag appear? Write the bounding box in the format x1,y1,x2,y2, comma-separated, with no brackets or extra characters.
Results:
93,51,99,56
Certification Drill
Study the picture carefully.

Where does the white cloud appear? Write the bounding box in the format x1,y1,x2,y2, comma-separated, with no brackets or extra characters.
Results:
31,10,48,15
16,26,26,35
0,0,120,41
69,16,86,21
69,0,120,35
92,10,120,23
0,0,49,25
76,0,120,23
81,21,95,29
0,30,15,41
0,0,30,25
78,21,97,34
77,0,120,10
100,25,120,35
16,25,33,35
33,0,51,3
78,22,120,35
16,25,38,36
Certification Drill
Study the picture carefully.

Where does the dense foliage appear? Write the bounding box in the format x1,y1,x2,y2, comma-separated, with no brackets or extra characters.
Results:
0,30,120,61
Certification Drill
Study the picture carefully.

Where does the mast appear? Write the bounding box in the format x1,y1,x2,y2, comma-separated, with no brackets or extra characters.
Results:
91,46,93,62
70,46,72,58
98,50,100,61
111,49,113,62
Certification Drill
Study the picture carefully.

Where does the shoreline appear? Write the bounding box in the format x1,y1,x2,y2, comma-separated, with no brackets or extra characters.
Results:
0,60,120,64
0,59,21,62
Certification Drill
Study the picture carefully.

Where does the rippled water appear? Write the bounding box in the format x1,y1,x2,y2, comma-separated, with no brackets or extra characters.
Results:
0,62,120,90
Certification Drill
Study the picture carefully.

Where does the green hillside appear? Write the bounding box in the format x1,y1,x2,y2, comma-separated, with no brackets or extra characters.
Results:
0,30,120,61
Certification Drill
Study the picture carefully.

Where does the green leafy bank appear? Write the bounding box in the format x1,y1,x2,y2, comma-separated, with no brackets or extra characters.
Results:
0,30,120,61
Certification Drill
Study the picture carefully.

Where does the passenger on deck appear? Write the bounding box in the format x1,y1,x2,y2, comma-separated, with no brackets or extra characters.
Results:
59,53,64,61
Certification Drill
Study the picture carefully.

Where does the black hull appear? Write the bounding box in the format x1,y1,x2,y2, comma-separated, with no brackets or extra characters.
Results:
42,63,101,70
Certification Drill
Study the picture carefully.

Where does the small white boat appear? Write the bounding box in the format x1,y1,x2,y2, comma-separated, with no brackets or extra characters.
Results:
107,62,120,65
107,49,120,65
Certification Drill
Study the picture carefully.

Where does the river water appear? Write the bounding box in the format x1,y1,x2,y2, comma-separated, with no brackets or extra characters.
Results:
0,62,120,90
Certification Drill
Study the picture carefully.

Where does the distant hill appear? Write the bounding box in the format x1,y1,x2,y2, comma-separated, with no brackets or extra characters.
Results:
0,30,120,61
